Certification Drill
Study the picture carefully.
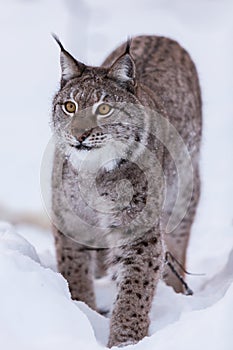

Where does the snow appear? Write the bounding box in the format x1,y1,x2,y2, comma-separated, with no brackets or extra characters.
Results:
0,223,101,350
0,222,232,350
0,0,233,349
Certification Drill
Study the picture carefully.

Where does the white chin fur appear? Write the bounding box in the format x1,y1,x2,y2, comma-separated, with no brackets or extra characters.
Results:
68,142,125,173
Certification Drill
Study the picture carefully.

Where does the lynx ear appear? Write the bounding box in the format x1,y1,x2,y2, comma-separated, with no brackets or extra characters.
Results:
52,34,86,86
107,41,136,88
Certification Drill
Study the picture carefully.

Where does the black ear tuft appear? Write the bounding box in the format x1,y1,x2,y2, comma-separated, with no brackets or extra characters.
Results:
107,39,136,89
52,33,86,86
125,37,132,55
52,33,65,51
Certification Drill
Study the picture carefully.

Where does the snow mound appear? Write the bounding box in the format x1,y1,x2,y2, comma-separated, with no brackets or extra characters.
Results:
0,221,40,263
0,222,232,350
0,223,101,350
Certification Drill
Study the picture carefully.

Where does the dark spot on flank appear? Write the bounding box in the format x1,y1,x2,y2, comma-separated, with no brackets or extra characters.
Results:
151,237,158,244
143,280,149,287
133,266,141,272
113,256,121,264
131,313,137,317
148,261,153,268
136,247,144,254
179,232,188,237
158,57,165,63
124,258,134,265
112,274,117,281
136,293,142,299
85,268,89,274
142,241,148,247
101,192,108,196
153,266,160,272
125,280,131,285
126,290,133,294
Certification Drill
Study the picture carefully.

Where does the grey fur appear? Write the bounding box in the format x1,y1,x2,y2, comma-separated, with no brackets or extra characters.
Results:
51,35,202,347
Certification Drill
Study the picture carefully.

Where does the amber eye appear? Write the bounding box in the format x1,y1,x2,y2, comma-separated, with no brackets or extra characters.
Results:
64,101,76,114
96,103,112,116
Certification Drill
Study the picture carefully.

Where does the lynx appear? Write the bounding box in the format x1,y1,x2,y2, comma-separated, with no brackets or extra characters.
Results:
51,35,202,347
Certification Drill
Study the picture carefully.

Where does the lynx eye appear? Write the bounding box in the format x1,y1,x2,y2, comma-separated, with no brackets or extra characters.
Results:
63,101,77,114
96,103,113,117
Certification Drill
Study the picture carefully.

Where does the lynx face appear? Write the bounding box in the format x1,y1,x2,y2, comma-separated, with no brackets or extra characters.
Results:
51,37,149,166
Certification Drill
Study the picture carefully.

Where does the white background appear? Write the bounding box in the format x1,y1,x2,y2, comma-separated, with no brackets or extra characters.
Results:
0,1,232,349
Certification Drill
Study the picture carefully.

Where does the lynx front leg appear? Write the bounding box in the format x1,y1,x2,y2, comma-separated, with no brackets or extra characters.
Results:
108,231,163,348
53,228,96,310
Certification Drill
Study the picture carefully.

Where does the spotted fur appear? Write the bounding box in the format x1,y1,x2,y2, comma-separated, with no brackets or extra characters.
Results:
51,35,202,347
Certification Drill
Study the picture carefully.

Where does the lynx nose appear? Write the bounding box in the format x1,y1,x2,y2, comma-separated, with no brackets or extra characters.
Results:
74,128,93,143
71,113,97,143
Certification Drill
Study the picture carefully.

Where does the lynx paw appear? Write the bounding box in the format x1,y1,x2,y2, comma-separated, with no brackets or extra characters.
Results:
98,307,110,317
108,337,138,348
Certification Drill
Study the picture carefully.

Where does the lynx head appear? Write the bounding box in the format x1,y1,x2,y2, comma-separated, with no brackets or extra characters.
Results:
51,35,150,168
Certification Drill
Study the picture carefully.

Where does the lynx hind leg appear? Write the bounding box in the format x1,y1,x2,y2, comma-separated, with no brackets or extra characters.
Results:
53,227,96,310
163,221,191,293
163,174,200,293
108,231,163,348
